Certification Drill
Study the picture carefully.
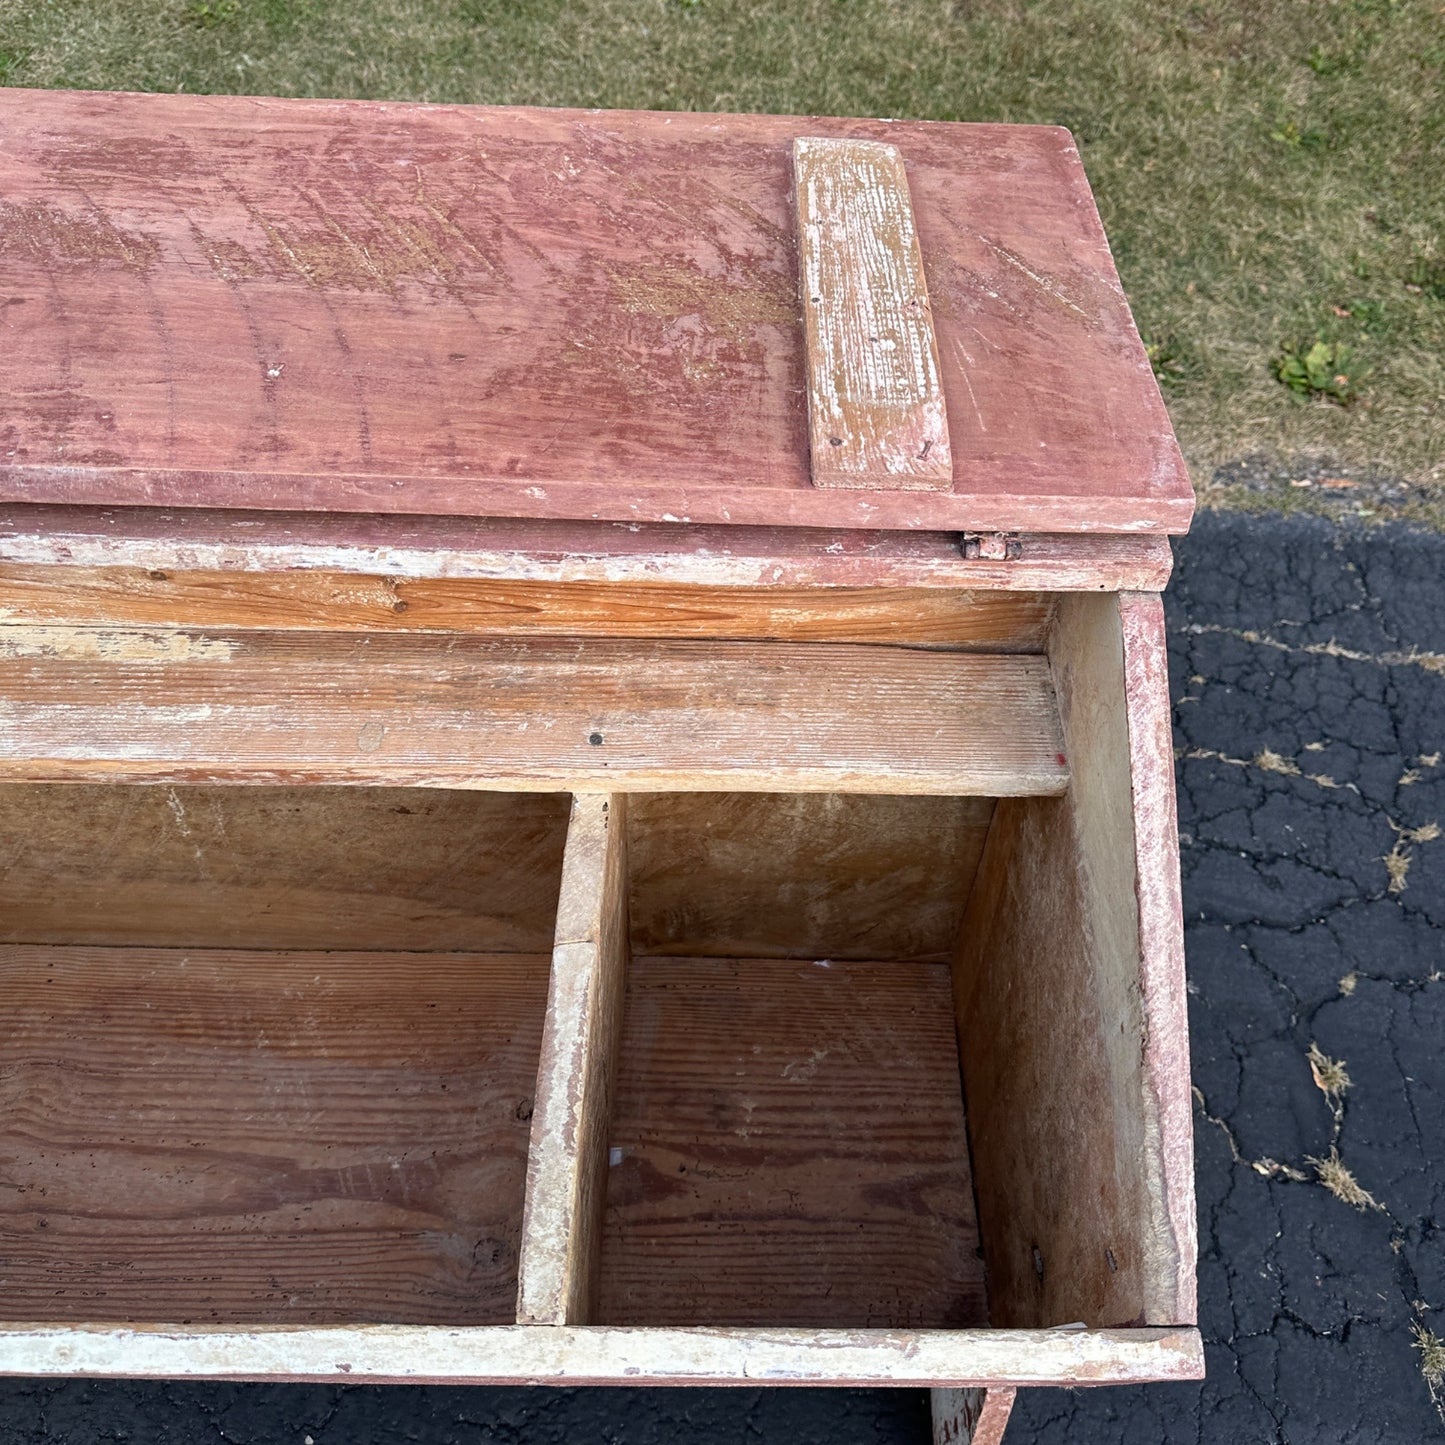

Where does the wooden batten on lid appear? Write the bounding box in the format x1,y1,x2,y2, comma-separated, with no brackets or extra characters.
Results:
793,137,953,491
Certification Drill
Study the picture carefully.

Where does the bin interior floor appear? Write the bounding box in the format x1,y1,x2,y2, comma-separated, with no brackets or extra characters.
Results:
600,955,988,1329
0,947,987,1331
0,946,551,1326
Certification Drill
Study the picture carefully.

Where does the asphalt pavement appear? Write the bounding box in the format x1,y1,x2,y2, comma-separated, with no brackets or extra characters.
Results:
1,508,1441,1443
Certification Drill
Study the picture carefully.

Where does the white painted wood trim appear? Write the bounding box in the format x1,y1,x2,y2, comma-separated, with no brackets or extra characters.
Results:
0,1324,1204,1385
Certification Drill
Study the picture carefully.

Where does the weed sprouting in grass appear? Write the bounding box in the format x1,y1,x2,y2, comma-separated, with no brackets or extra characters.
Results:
1277,340,1356,404
183,0,239,27
1144,334,1193,391
1404,256,1445,302
1271,117,1329,151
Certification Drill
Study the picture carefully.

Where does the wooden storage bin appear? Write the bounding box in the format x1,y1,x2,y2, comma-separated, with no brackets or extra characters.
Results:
0,87,1202,1441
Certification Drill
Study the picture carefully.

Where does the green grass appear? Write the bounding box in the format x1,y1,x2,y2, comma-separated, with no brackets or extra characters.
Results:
4,0,1444,506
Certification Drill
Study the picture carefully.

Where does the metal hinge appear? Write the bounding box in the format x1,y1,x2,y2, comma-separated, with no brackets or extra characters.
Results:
960,531,1024,561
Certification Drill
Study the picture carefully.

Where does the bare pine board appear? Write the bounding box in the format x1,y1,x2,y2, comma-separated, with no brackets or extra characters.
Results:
952,593,1194,1329
794,139,951,490
628,793,994,960
0,565,1052,650
0,508,1177,592
0,631,1069,795
517,795,629,1325
0,785,569,951
0,90,1192,534
597,956,988,1330
0,946,550,1325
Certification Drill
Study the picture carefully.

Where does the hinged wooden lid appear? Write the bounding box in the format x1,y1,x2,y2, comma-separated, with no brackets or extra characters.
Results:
0,90,1192,535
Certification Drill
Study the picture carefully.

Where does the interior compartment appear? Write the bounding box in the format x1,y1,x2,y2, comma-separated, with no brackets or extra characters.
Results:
0,595,1193,1343
0,786,570,1325
600,793,994,1328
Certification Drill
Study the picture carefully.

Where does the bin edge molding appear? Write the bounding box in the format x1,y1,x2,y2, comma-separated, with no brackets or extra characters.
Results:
0,1323,1205,1385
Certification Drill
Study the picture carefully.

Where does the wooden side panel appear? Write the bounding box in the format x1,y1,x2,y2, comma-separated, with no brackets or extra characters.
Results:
794,139,951,490
0,1323,1205,1386
0,946,550,1325
628,793,994,960
932,1386,1017,1445
0,784,568,951
598,956,987,1329
953,592,1194,1328
516,795,629,1325
0,565,1051,649
0,631,1069,796
1118,593,1198,1324
0,508,1176,592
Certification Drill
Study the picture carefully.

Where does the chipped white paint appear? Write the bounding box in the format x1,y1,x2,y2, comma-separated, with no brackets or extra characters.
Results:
0,626,234,663
794,138,952,491
0,1323,1204,1386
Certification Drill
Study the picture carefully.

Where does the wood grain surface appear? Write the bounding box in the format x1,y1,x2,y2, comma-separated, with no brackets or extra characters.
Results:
794,139,951,490
628,792,994,959
0,784,569,951
517,795,629,1325
0,90,1191,535
598,956,988,1329
0,564,1053,649
952,593,1193,1329
0,630,1069,794
0,946,551,1324
0,508,1177,591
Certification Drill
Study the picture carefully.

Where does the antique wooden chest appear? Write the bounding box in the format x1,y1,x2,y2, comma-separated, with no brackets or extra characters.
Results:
0,88,1201,1442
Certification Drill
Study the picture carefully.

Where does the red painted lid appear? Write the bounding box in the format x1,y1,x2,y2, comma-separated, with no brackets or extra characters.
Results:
0,90,1192,535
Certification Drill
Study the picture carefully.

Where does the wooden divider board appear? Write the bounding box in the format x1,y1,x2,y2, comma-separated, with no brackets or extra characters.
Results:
516,795,629,1325
794,138,952,490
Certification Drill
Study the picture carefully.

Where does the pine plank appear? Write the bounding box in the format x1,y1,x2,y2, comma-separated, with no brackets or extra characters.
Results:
0,946,551,1325
598,956,988,1329
794,138,951,490
0,565,1051,650
0,631,1069,795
